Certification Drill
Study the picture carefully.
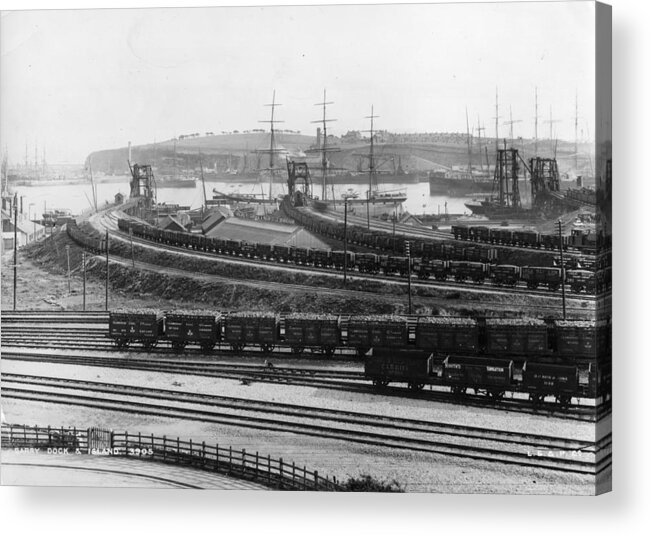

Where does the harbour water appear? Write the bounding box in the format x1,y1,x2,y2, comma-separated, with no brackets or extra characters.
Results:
9,178,474,220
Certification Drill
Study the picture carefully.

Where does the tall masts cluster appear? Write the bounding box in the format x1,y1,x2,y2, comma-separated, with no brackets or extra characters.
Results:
257,90,286,200
311,89,339,201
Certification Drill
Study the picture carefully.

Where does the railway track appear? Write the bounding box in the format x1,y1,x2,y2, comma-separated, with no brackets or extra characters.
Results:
96,210,595,305
2,373,611,475
1,347,603,422
297,205,594,260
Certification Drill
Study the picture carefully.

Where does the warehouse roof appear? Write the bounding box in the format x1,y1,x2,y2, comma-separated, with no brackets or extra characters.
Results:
205,217,330,248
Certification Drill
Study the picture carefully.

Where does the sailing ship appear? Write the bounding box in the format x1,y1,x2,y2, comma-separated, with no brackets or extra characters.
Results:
210,91,284,210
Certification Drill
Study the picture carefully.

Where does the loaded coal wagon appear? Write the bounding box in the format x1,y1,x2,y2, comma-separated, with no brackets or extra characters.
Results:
346,315,409,356
415,317,479,354
484,318,549,357
521,266,563,291
443,356,514,399
284,313,341,356
553,320,596,360
365,348,434,390
108,309,164,349
165,310,221,351
224,312,280,353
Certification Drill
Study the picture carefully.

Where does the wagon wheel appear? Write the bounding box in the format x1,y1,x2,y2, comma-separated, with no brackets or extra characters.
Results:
261,343,275,354
475,278,485,285
529,393,544,407
200,342,216,353
409,382,425,392
322,346,335,357
557,395,572,410
291,346,304,356
142,340,158,350
373,379,390,389
230,343,245,352
548,283,560,291
171,341,186,352
356,347,370,357
452,386,467,397
489,390,504,402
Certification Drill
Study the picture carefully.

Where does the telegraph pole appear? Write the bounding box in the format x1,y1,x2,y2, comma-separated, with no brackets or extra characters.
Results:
558,220,566,320
13,195,18,310
82,251,87,311
405,240,412,314
105,229,109,311
129,226,135,267
65,245,71,294
343,197,348,285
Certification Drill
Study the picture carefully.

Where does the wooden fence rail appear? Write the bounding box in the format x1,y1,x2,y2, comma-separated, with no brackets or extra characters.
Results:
1,424,342,491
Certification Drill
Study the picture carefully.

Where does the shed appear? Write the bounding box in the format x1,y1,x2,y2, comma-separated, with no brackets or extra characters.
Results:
160,215,186,232
205,217,330,249
200,206,233,234
2,209,46,252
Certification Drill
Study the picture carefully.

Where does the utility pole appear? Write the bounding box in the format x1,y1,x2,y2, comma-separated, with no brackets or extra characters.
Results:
65,245,71,294
574,90,579,172
343,197,348,286
13,194,18,310
105,229,109,311
82,251,87,311
405,240,412,314
129,226,135,267
558,220,566,320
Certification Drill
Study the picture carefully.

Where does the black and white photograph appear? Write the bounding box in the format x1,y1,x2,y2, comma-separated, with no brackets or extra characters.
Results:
1,0,612,499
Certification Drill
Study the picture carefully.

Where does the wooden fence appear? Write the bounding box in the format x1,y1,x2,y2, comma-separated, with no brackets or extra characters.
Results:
1,424,342,491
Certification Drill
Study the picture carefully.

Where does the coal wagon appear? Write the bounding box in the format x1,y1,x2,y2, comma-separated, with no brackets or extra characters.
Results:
223,312,280,353
108,309,164,349
165,310,221,351
484,318,549,357
346,315,409,355
284,313,341,356
365,348,434,390
415,317,479,354
443,356,514,399
521,361,579,408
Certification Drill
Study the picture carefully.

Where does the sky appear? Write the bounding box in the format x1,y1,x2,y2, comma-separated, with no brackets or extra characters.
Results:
0,1,597,164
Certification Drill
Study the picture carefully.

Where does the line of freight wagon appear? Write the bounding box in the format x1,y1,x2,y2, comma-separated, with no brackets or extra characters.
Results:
107,309,609,363
280,195,604,255
450,224,608,253
108,310,609,409
365,348,604,409
107,218,601,295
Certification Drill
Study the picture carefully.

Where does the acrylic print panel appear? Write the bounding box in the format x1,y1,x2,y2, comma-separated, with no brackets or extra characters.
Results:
0,0,611,494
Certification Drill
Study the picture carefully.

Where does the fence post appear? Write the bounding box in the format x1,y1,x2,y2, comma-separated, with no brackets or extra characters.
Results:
151,433,154,456
314,470,319,490
292,462,296,487
125,431,129,456
268,455,272,487
189,439,193,464
215,443,219,473
242,448,246,476
138,432,141,451
303,465,307,490
202,441,206,468
279,458,284,489
177,437,180,463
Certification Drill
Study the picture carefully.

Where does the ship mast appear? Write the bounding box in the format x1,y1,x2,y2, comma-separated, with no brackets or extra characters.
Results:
311,89,339,201
503,106,522,148
258,90,285,201
494,87,500,157
364,105,379,229
476,116,485,172
465,107,472,179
